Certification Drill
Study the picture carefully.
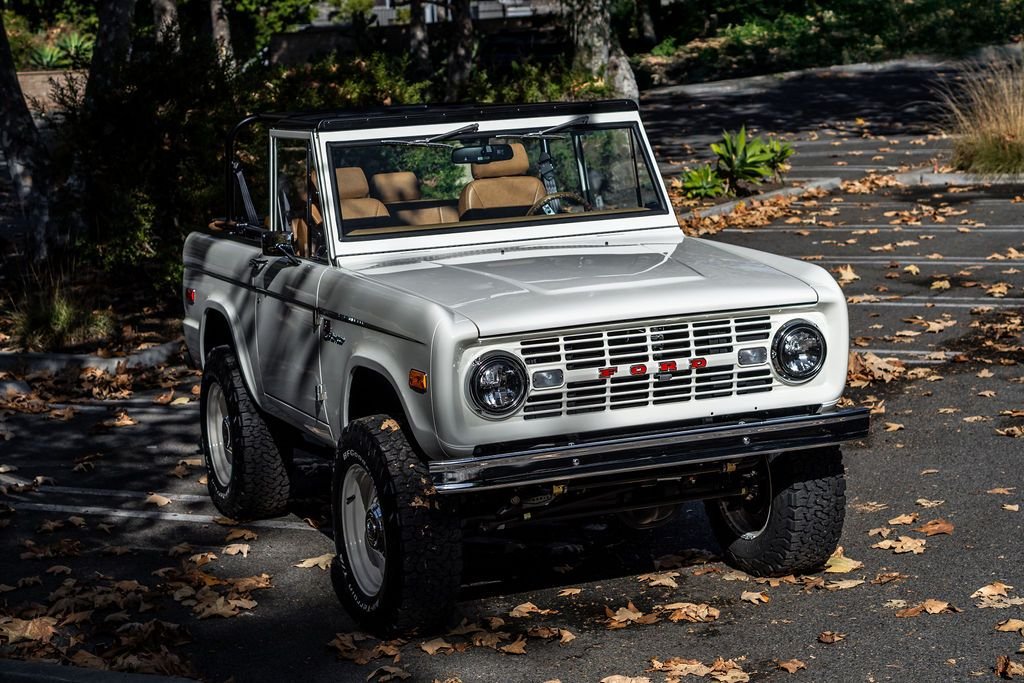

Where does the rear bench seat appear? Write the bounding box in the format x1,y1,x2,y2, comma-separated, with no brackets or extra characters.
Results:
370,172,458,226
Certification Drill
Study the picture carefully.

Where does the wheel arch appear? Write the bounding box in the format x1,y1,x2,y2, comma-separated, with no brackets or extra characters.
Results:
342,362,433,459
200,301,261,403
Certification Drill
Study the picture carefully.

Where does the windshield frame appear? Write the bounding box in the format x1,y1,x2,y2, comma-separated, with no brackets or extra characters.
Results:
312,110,674,258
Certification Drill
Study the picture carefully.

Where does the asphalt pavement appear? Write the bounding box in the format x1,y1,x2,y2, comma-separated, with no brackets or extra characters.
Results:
2,56,1024,683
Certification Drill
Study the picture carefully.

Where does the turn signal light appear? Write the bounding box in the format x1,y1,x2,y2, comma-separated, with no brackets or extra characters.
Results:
408,369,428,393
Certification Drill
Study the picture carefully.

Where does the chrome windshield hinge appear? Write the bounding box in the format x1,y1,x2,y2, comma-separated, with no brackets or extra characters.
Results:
315,385,327,403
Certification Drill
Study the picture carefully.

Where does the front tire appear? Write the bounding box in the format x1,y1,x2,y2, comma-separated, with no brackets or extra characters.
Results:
331,415,462,636
200,346,291,520
705,447,846,576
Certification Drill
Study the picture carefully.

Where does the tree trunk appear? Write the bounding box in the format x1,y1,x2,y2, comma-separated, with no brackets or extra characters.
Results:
0,8,53,261
84,0,138,114
152,0,180,49
636,0,657,49
445,0,475,102
209,0,234,66
409,0,429,76
572,0,638,101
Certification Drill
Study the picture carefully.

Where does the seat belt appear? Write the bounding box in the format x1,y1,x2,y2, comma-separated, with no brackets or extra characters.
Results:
232,160,260,226
538,142,560,214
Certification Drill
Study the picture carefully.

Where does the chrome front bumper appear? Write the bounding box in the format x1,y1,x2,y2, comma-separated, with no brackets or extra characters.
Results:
429,408,869,493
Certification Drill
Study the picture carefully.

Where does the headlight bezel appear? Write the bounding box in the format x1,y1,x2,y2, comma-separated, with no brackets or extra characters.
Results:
771,319,827,385
466,351,528,418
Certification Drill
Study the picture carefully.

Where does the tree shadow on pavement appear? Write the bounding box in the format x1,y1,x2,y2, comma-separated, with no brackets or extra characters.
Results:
642,63,960,160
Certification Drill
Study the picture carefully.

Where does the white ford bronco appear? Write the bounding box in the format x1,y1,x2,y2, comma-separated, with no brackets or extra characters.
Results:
182,101,869,634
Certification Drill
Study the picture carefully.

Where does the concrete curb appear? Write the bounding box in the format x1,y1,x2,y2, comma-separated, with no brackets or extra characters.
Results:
692,177,843,218
0,659,195,683
0,340,183,375
893,170,1024,187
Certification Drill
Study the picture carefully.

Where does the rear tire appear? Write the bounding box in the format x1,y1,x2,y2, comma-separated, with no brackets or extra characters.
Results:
331,415,462,636
705,447,845,576
200,346,291,520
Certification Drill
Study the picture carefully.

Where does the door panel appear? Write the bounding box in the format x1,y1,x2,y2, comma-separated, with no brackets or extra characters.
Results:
254,259,324,417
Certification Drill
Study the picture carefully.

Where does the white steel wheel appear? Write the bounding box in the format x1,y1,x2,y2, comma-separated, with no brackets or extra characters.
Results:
340,462,386,597
715,465,772,541
204,381,233,488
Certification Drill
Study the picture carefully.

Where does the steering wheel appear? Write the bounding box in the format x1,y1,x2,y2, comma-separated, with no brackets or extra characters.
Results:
527,191,592,216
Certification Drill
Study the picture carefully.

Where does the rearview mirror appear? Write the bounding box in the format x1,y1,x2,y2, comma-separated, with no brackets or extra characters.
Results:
452,144,514,164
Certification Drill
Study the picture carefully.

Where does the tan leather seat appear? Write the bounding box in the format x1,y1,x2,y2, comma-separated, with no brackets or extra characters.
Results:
457,143,545,219
337,167,388,220
372,171,459,226
371,171,421,203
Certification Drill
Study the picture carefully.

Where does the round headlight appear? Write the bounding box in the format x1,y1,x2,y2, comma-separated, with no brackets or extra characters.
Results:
467,352,527,417
772,319,826,384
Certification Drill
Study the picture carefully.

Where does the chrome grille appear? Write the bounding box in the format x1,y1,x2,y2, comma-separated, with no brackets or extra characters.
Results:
520,315,774,420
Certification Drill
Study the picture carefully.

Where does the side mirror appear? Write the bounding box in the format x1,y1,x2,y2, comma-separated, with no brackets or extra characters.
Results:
451,144,514,165
261,231,300,265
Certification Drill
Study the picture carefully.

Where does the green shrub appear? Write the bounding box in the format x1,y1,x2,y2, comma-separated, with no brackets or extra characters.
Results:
29,44,65,69
12,265,115,352
766,138,795,181
681,165,727,198
56,31,93,68
711,127,773,192
650,37,679,58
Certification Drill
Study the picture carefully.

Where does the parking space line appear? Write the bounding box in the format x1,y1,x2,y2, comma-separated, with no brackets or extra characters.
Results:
852,300,1020,309
727,225,1024,232
9,501,318,531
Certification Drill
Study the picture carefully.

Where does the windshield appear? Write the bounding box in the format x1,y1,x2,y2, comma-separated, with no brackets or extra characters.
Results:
326,123,664,239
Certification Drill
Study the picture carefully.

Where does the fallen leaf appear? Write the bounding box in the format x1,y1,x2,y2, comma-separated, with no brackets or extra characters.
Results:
558,588,582,597
884,422,905,432
509,601,556,618
824,546,863,573
225,528,257,542
872,536,926,554
997,619,1024,636
223,543,250,557
144,493,171,507
499,636,527,655
818,631,845,644
419,638,454,655
154,389,174,405
777,659,806,674
1004,504,1020,512
826,579,865,591
974,582,1014,599
913,518,954,536
294,553,333,570
888,513,919,525
916,498,945,508
741,590,770,605
996,655,1024,678
663,602,720,623
366,665,411,682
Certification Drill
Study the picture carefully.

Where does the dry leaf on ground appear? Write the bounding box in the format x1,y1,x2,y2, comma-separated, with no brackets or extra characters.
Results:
777,659,806,674
873,536,926,554
824,546,863,573
144,493,171,507
509,601,557,618
294,553,333,570
913,518,954,536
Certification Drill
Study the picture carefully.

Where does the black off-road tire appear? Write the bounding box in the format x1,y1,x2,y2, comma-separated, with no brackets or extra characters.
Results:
331,415,462,636
705,447,846,577
200,346,291,519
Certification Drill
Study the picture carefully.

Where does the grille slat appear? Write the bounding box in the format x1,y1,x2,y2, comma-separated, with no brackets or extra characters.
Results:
516,315,774,418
